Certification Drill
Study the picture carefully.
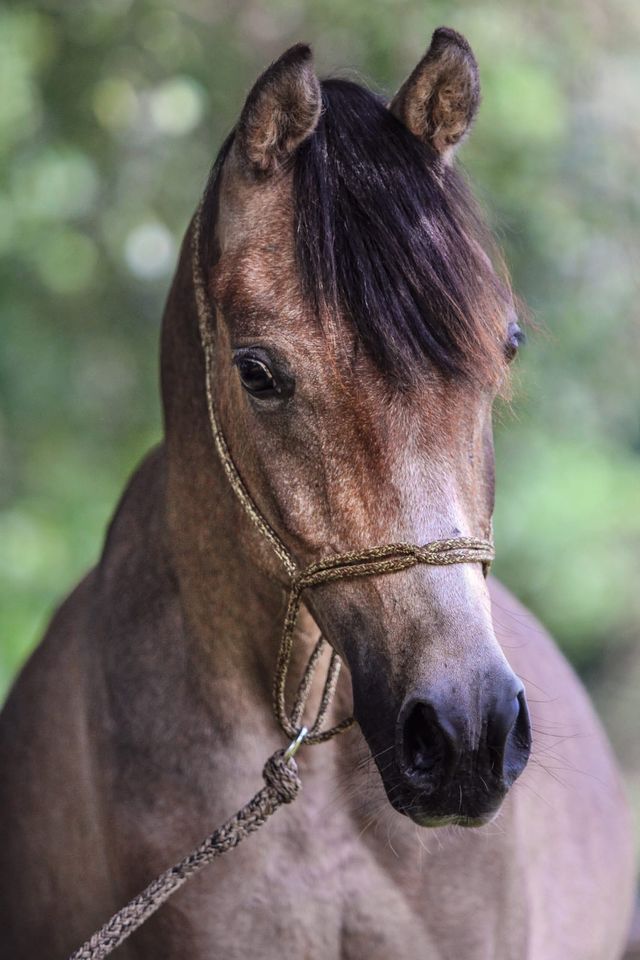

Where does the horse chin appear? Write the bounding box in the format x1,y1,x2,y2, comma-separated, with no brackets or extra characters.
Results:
408,810,500,829
387,789,505,830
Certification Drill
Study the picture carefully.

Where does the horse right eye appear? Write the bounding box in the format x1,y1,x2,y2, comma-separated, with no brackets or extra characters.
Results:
505,320,525,361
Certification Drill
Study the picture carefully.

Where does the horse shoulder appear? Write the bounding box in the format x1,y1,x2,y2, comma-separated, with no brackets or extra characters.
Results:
0,569,123,959
0,445,173,960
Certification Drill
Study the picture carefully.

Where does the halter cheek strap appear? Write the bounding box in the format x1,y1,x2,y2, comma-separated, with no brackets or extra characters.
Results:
191,201,495,746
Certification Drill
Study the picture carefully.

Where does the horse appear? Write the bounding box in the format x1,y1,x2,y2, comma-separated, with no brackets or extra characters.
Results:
0,28,635,960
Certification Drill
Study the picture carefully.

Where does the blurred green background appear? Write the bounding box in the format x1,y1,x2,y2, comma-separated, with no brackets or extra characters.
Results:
0,0,638,819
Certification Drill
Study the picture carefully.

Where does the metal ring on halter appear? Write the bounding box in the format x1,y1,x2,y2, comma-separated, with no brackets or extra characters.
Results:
284,726,308,762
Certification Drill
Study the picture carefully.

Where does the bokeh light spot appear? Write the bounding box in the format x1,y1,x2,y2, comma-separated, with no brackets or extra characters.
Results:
93,77,138,131
149,76,206,136
124,221,175,279
33,229,98,294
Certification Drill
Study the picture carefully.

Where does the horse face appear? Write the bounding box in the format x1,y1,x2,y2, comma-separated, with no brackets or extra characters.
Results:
207,36,531,826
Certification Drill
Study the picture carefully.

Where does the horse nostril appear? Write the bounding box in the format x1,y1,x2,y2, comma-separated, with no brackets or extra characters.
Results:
488,687,531,782
511,688,532,761
487,693,520,752
400,700,459,785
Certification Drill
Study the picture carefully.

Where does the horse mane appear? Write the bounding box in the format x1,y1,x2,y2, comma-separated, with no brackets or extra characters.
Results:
202,78,512,385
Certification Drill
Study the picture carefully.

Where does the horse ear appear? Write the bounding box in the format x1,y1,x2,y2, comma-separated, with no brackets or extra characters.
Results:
389,27,480,163
235,43,321,176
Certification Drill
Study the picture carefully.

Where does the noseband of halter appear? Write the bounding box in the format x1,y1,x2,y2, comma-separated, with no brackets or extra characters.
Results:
191,202,495,748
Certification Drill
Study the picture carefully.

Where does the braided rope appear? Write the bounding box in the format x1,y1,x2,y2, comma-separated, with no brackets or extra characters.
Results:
67,203,495,960
69,753,301,960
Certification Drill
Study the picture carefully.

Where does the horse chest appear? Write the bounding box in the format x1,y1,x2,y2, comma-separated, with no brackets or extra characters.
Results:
119,796,525,960
332,818,528,960
145,798,526,960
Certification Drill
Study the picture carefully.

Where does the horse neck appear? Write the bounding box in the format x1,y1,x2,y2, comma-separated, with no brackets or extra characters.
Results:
158,225,317,733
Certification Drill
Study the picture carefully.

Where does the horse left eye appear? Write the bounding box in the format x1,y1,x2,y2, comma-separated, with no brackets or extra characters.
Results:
236,356,278,396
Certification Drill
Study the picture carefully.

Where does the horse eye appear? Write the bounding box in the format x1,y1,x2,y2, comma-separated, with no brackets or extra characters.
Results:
505,320,525,361
235,356,277,396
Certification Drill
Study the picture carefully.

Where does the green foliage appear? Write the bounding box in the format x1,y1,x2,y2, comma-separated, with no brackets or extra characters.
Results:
0,1,638,795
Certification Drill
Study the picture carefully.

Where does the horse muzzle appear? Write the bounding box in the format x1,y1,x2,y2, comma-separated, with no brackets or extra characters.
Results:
384,676,531,827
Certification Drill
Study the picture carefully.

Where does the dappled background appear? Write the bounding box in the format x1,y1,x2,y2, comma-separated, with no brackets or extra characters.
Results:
1,0,639,835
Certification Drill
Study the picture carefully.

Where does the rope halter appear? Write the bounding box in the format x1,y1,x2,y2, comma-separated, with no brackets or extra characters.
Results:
191,201,495,751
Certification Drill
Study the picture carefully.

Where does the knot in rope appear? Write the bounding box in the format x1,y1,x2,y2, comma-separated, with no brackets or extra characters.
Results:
262,751,302,804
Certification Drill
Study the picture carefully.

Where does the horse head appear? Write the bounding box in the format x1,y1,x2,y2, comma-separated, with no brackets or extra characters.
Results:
166,31,531,828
